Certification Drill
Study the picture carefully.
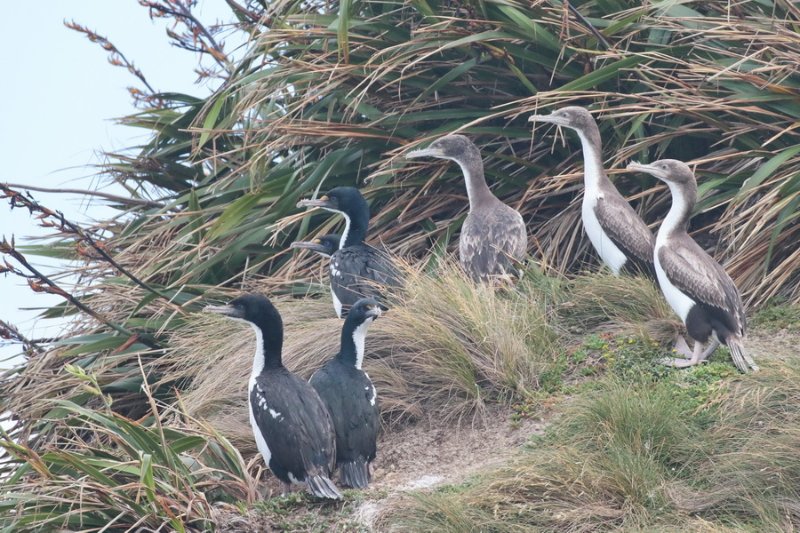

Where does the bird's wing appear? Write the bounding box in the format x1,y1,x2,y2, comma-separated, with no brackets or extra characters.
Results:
362,246,403,288
594,195,655,268
331,246,401,310
657,241,745,330
310,365,379,462
252,372,336,476
460,207,527,278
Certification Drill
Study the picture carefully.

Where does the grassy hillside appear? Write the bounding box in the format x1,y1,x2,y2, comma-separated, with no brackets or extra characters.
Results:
3,0,800,531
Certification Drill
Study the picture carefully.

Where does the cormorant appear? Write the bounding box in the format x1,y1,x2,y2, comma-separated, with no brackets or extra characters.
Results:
529,107,655,277
310,297,382,488
297,187,401,317
405,134,527,281
204,294,343,498
626,160,757,372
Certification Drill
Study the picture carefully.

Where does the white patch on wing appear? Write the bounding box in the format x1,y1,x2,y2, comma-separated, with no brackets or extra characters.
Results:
330,259,341,277
269,408,283,419
352,317,375,369
363,371,377,406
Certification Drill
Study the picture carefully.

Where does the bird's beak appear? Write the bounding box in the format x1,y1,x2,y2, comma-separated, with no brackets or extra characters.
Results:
366,304,384,319
626,162,667,181
528,113,568,126
296,195,333,210
203,304,244,318
405,147,444,159
290,239,330,255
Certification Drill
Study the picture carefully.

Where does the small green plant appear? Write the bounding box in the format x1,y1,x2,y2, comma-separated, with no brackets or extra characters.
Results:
602,336,674,382
752,301,800,332
251,490,365,532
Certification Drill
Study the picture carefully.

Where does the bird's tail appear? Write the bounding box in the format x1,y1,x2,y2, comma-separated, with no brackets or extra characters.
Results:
728,336,758,373
306,474,343,500
339,460,370,489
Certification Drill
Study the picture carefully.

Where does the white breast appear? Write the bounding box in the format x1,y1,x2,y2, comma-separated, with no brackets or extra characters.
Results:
331,287,343,318
582,194,627,275
654,240,696,322
247,381,273,467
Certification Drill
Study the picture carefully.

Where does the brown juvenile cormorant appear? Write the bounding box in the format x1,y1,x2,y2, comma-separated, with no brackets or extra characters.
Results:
626,160,757,372
529,107,655,277
405,134,527,280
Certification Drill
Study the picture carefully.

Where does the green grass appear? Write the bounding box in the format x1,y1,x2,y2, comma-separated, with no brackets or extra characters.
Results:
378,360,800,532
752,301,800,332
4,1,800,530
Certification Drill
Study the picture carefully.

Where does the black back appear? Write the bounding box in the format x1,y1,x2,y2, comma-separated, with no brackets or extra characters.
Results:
310,359,379,467
309,298,380,487
251,368,337,485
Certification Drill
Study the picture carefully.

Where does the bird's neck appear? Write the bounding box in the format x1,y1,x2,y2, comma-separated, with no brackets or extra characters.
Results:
455,153,494,210
660,181,696,239
248,321,283,379
575,122,608,194
338,317,372,369
340,211,369,248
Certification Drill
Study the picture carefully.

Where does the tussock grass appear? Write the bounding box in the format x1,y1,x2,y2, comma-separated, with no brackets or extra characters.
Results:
559,272,679,342
160,262,561,453
378,362,800,532
0,380,257,532
379,263,561,423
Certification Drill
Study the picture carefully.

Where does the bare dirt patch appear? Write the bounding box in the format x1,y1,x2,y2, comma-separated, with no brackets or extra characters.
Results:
217,405,546,532
355,405,546,530
747,328,799,362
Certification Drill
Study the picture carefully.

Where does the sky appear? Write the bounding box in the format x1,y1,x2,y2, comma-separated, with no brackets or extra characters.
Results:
0,1,238,367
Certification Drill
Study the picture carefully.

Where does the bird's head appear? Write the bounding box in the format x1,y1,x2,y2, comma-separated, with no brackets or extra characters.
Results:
405,134,479,163
297,186,369,219
204,293,281,328
528,106,595,132
626,159,695,186
290,234,341,258
347,297,385,327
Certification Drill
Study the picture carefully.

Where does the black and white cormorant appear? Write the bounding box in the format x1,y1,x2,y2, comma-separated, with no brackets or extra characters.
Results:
297,187,401,318
626,160,757,372
204,294,343,499
529,107,656,277
310,297,382,488
405,135,527,280
290,234,341,259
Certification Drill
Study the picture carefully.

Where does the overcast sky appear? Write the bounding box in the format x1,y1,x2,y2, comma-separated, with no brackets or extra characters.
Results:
0,1,238,366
